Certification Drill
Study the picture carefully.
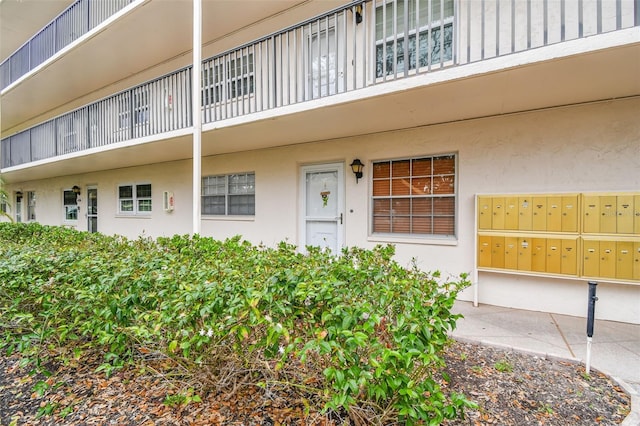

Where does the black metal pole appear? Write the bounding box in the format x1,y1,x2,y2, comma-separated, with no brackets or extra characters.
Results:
587,281,598,338
586,281,598,374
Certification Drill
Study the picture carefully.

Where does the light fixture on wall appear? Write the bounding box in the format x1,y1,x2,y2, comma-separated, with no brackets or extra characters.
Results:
354,4,363,24
350,159,364,183
72,185,81,195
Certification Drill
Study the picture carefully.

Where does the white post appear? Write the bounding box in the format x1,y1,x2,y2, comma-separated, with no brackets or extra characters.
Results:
192,0,202,235
586,337,593,374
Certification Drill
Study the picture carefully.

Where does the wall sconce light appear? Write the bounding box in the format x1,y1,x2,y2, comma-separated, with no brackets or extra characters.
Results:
354,4,363,24
72,185,81,195
350,159,364,183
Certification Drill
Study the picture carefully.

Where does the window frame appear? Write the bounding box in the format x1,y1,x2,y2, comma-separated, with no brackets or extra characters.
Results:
203,51,255,106
62,189,79,222
117,183,152,215
370,153,457,241
202,172,255,217
26,191,36,222
375,0,454,78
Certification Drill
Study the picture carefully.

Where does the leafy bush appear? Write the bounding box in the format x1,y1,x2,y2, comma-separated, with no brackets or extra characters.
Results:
0,222,473,424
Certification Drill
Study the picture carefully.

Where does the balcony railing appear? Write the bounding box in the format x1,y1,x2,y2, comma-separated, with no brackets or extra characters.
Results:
1,68,191,168
2,0,638,169
0,0,133,90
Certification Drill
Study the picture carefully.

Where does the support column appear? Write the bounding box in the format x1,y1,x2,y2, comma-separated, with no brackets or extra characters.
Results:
192,0,202,235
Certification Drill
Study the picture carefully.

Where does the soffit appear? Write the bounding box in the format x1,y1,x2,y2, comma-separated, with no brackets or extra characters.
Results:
0,0,75,61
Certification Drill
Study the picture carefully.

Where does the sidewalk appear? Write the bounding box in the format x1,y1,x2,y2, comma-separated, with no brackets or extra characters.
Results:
449,301,640,391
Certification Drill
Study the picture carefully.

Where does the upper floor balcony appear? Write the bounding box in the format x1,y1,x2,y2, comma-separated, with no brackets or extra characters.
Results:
2,0,639,180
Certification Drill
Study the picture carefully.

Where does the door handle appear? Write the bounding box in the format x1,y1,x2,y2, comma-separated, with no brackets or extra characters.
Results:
339,213,343,224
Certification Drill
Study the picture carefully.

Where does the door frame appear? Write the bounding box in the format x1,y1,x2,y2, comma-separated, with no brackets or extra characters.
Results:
299,162,345,254
87,186,98,233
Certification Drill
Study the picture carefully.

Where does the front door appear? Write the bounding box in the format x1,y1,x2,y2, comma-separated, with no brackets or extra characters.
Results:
87,187,98,233
301,163,344,254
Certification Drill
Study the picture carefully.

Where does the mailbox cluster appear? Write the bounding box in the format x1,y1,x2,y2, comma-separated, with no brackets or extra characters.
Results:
477,192,640,283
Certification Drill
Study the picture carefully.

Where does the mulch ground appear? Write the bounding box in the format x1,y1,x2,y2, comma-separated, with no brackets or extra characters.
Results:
0,340,630,425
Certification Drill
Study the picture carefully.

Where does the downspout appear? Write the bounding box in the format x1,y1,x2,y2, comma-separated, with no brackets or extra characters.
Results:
192,0,202,235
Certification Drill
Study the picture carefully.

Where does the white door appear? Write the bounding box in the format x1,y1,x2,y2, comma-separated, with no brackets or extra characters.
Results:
301,163,344,254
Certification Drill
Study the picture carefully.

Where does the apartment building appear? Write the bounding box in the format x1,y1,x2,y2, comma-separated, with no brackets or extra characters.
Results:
1,0,639,323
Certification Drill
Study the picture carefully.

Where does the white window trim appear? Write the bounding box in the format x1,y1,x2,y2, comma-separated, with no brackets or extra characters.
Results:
203,52,255,106
62,188,79,223
369,153,458,242
375,0,455,79
117,183,152,216
26,191,36,222
201,172,255,217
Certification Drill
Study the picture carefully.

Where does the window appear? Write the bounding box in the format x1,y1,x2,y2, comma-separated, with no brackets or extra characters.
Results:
117,89,149,130
133,88,149,125
118,95,130,130
372,154,456,237
59,115,77,152
63,190,78,221
202,173,255,216
118,184,152,215
27,191,36,221
306,23,344,98
375,0,454,78
228,53,254,99
203,52,254,105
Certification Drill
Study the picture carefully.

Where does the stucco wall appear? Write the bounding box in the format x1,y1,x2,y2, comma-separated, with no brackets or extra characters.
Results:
6,98,640,323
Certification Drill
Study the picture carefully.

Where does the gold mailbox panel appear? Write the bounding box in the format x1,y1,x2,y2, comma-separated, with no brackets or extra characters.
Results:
477,192,639,283
532,197,547,231
600,196,617,234
561,196,578,232
561,239,577,275
478,197,492,230
478,235,492,268
599,240,616,279
634,243,640,280
492,197,505,230
531,238,547,272
546,239,562,274
616,241,634,280
518,238,532,271
583,240,600,277
504,197,519,230
583,195,600,233
635,196,640,235
617,195,634,234
518,196,532,231
504,237,518,270
491,236,505,269
546,197,562,232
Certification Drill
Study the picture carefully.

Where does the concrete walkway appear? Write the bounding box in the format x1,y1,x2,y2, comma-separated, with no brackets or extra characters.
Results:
449,301,640,424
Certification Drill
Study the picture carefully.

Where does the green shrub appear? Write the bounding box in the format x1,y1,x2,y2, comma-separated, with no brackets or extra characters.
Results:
0,222,473,424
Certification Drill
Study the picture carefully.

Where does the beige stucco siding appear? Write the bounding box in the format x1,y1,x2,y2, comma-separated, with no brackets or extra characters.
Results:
5,97,639,323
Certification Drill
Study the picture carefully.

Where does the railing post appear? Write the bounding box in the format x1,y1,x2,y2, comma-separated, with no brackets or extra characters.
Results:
129,90,134,140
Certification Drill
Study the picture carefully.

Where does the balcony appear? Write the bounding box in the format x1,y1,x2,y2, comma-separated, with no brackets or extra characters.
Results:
0,0,134,91
2,0,639,176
